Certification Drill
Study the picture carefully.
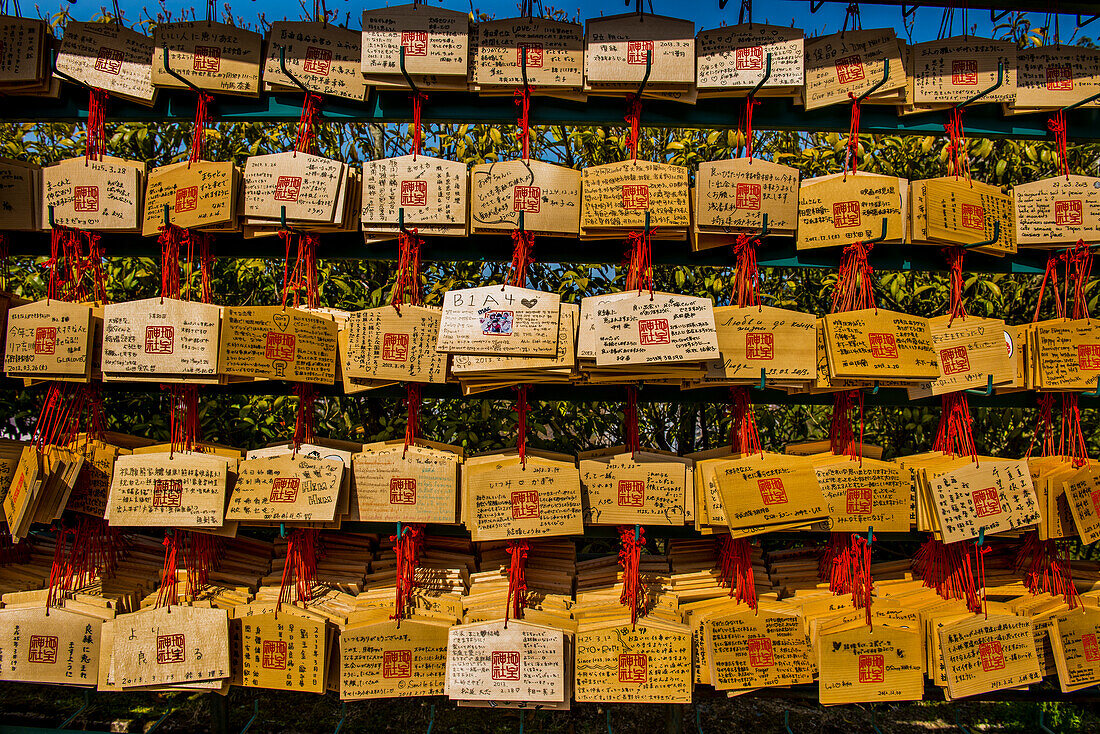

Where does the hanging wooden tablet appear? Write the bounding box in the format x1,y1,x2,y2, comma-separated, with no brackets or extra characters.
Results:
344,305,447,384
339,617,450,700
0,16,47,85
105,451,231,528
583,13,694,95
928,459,1041,544
263,22,368,102
360,155,468,240
713,452,829,532
226,453,344,524
109,605,230,687
218,305,338,384
4,300,93,380
445,620,567,703
823,308,940,381
580,160,690,240
470,159,581,236
1013,175,1100,246
591,292,719,367
243,151,346,224
703,605,813,691
461,454,583,542
695,24,803,97
574,619,691,703
706,305,816,385
812,456,910,533
938,614,1041,699
55,21,156,105
906,315,1014,398
360,4,469,88
101,297,221,383
817,623,924,703
474,17,584,92
912,37,1017,105
1033,318,1100,391
0,606,104,685
1014,46,1100,110
923,178,1016,254
796,172,906,250
1064,465,1100,544
1050,607,1100,692
0,158,40,230
64,434,144,518
579,451,688,526
236,607,327,693
151,21,263,95
142,161,237,236
436,285,561,358
803,29,906,111
351,442,460,524
42,156,144,232
692,158,799,250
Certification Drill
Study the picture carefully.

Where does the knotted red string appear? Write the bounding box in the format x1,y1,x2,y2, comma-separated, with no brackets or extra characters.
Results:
850,531,874,627
1048,110,1070,180
281,232,319,309
732,233,760,307
278,528,320,614
944,107,972,184
828,389,865,460
832,242,876,313
514,86,531,160
189,91,214,164
85,89,108,162
292,384,317,452
167,384,201,456
410,91,428,160
1027,393,1057,459
159,223,185,300
844,91,862,177
943,246,967,324
625,94,643,161
515,385,529,468
294,93,323,155
717,535,757,610
403,383,421,456
740,97,760,160
155,531,181,609
933,392,978,462
45,524,73,612
1062,242,1092,467
625,227,654,296
1033,252,1065,323
1016,534,1080,609
504,539,529,625
390,228,423,312
914,537,982,612
391,523,425,623
618,525,645,628
972,539,991,618
820,532,852,594
624,386,640,458
184,531,220,602
508,229,535,289
728,387,762,455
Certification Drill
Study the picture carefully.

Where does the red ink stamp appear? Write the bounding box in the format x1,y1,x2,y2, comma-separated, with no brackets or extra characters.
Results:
401,32,428,56
28,635,58,664
1079,344,1100,370
971,487,1002,518
34,327,56,355
303,46,332,76
961,204,986,230
735,183,762,210
517,42,543,68
192,46,220,73
491,650,521,681
940,346,970,375
952,59,978,86
264,332,296,362
152,479,183,508
1047,64,1074,91
846,487,873,515
274,176,303,203
383,650,413,678
1056,200,1083,226
513,185,541,213
382,333,410,362
618,653,648,683
758,477,788,505
979,641,1005,672
156,633,186,664
627,40,653,65
745,332,774,360
261,640,288,670
617,480,645,507
747,637,775,668
94,47,124,75
638,318,671,346
73,186,99,212
834,54,865,84
832,201,861,228
869,333,898,359
269,478,300,503
174,186,198,213
400,180,427,207
389,478,416,505
1083,633,1100,662
510,490,540,520
144,325,174,355
735,46,765,71
858,654,885,683
622,184,650,211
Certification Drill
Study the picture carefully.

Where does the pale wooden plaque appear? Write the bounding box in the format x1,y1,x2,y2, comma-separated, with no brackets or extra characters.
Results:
580,160,690,232
714,452,829,532
106,451,230,527
803,30,905,111
928,460,1041,544
1014,175,1100,246
574,620,692,703
4,300,93,378
938,614,1041,699
818,624,924,703
42,156,143,231
1050,607,1100,692
1016,46,1100,109
101,297,220,378
218,306,338,384
824,308,940,381
474,17,584,89
263,22,368,101
1034,318,1100,390
110,606,230,687
243,152,343,222
226,453,344,523
813,456,910,533
0,16,46,84
0,158,40,231
360,4,469,79
0,607,103,685
1063,465,1100,544
470,159,581,236
925,178,1016,254
445,620,566,703
913,37,1016,104
360,155,468,232
462,454,583,542
707,305,816,383
696,24,803,92
694,158,799,233
579,452,687,526
152,21,263,95
591,292,719,367
142,161,236,236
237,609,326,692
55,21,156,104
797,173,906,250
344,305,447,383
907,315,1014,398
704,607,813,690
340,618,449,700
584,13,695,87
351,443,459,524
436,285,561,357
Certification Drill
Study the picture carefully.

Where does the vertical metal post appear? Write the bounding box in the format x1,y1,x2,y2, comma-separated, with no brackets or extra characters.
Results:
208,692,230,734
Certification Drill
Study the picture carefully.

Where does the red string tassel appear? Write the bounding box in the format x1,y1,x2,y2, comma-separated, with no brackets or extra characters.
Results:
515,386,529,468
278,529,320,614
1048,110,1070,180
728,387,762,455
718,536,757,610
391,523,425,623
508,229,535,289
850,531,874,627
618,525,645,628
403,383,421,456
732,233,760,308
625,94,642,161
514,86,532,160
189,91,214,164
85,89,108,162
156,531,181,610
390,228,423,311
505,539,529,625
292,384,317,452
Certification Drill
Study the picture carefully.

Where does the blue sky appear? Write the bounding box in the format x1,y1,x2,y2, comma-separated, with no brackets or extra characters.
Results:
43,0,1087,45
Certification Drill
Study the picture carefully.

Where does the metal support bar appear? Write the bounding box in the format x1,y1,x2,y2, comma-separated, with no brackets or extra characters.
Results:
279,46,313,95
57,690,92,730
963,220,1001,250
161,46,202,93
966,374,994,396
856,60,891,105
958,62,1005,109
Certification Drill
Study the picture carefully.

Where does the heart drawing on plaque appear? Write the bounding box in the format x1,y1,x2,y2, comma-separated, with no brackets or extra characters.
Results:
273,312,290,332
520,298,538,308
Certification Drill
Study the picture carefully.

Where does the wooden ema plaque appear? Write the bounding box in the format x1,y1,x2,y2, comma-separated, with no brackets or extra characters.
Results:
693,158,799,241
574,620,691,703
339,618,449,700
101,298,220,381
474,17,584,90
263,22,368,102
704,607,813,691
584,13,694,89
1014,175,1100,246
219,305,338,384
906,316,1014,399
912,37,1016,105
1064,465,1100,544
106,451,230,528
55,21,156,105
1050,607,1100,692
924,179,1016,254
436,285,561,358
470,159,581,236
360,4,469,83
110,606,230,688
360,155,468,237
0,607,103,685
152,22,263,95
445,620,566,703
42,156,144,232
4,300,93,379
226,453,343,524
1034,318,1100,390
928,460,1041,544
803,30,906,111
817,624,924,704
243,152,344,223
65,437,130,518
590,292,719,367
797,173,906,250
1015,46,1100,110
450,302,578,387
938,614,1042,699
812,456,910,533
580,160,690,236
0,158,40,231
344,305,447,383
237,608,326,693
462,454,583,542
579,452,688,526
142,161,236,236
707,305,815,384
824,308,940,381
714,452,829,532
351,443,460,524
0,16,46,84
696,24,803,94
